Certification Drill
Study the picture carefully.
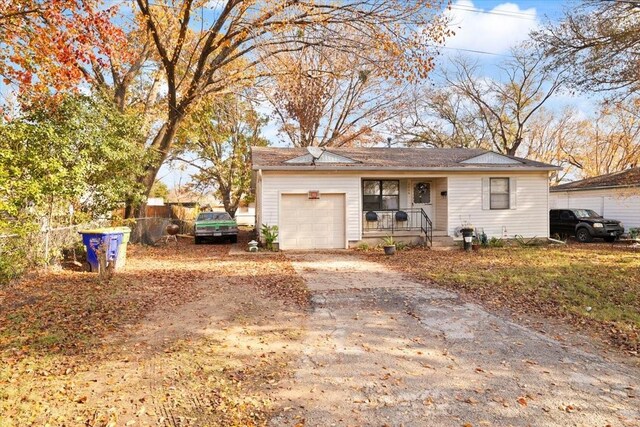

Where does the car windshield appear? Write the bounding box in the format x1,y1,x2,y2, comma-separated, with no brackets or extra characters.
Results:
573,209,601,219
197,212,232,221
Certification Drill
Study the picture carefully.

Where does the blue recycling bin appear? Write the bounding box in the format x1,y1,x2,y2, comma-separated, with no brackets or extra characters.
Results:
78,228,124,272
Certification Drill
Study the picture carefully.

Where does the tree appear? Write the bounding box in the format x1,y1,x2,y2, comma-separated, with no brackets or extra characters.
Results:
533,0,640,97
150,181,170,199
263,29,409,147
0,94,148,230
393,88,490,149
569,98,640,178
120,0,450,214
0,1,125,95
398,47,565,156
173,95,267,217
519,108,583,184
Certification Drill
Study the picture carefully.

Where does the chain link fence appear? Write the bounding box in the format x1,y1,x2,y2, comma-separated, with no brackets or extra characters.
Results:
0,217,196,283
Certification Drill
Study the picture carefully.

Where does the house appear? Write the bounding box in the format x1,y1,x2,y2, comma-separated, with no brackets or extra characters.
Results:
251,146,560,250
550,167,640,229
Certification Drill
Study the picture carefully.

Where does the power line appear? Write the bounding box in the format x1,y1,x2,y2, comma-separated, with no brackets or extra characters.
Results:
448,4,538,21
430,44,510,57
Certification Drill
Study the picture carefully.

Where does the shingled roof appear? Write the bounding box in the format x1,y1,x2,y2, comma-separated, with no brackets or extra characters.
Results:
551,167,640,192
251,146,559,171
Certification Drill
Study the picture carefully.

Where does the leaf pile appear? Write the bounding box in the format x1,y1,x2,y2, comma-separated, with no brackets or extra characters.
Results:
0,235,309,425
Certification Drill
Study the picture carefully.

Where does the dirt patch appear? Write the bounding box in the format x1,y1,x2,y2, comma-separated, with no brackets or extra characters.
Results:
0,236,308,426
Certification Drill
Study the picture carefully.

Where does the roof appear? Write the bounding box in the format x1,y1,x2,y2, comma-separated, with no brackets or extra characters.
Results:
251,146,560,171
551,167,640,192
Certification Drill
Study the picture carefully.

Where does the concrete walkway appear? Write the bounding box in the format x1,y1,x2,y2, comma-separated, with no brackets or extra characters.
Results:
271,252,640,427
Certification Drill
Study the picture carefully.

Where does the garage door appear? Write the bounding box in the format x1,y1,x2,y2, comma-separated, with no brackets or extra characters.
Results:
280,194,346,249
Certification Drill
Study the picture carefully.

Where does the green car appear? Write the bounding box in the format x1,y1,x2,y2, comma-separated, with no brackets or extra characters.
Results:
194,212,238,244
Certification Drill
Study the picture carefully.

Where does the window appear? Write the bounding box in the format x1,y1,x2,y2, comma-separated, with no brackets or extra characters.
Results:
362,180,399,210
560,211,574,221
490,178,509,209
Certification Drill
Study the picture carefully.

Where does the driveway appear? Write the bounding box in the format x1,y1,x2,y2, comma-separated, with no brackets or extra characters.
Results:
271,252,640,427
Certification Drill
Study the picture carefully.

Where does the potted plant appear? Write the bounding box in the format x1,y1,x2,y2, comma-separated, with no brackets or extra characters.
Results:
381,235,396,255
472,235,480,251
460,222,474,252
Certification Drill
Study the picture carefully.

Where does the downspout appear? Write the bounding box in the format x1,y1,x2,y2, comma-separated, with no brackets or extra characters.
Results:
257,169,263,240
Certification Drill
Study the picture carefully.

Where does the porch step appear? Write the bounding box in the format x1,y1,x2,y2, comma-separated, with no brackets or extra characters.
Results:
359,231,456,248
430,235,456,247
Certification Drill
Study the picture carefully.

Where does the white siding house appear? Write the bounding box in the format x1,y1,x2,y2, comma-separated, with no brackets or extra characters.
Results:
550,168,640,229
252,147,559,250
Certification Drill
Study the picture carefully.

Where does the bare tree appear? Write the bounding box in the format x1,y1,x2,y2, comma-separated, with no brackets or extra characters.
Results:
393,88,489,149
400,47,565,156
533,0,640,97
571,98,640,178
520,108,582,183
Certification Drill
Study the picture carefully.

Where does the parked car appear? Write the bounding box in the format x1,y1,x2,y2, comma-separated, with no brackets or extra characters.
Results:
549,209,624,243
194,212,238,244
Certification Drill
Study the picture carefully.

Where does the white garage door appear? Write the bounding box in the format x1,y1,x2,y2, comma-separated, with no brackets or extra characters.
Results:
280,194,346,249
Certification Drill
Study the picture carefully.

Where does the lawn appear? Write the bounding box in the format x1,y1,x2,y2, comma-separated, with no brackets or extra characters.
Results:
369,244,640,354
0,236,309,426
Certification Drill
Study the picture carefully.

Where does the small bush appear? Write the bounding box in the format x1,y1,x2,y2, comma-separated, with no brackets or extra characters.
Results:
395,241,409,251
488,237,505,248
356,242,370,251
0,238,28,285
260,224,279,251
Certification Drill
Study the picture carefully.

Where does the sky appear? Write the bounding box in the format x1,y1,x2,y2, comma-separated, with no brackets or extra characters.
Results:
160,0,582,187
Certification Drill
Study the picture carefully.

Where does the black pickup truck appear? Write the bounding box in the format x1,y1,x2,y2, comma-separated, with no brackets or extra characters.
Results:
550,209,624,243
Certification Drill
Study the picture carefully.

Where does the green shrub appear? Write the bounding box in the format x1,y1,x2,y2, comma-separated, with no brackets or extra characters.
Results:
395,241,409,251
260,224,279,251
0,237,28,285
488,237,505,248
356,242,370,251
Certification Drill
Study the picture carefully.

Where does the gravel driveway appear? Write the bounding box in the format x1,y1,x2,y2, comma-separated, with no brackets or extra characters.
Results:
271,252,640,427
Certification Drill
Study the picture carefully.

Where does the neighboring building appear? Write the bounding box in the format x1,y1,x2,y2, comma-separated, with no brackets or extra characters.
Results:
252,146,560,250
550,167,640,229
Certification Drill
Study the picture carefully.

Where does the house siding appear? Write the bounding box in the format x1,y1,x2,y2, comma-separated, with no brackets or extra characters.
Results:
261,172,362,242
447,172,550,239
550,188,640,229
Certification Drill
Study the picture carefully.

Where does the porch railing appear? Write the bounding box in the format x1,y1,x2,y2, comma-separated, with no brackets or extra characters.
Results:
363,208,432,246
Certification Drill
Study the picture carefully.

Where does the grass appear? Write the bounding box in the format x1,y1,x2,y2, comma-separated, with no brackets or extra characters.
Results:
374,244,640,353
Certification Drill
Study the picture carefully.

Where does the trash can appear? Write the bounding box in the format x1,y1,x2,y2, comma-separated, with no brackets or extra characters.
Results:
112,226,131,270
461,227,474,252
78,229,124,272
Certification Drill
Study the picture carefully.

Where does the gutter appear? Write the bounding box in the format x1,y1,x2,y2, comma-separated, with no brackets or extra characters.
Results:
550,183,640,193
252,165,561,172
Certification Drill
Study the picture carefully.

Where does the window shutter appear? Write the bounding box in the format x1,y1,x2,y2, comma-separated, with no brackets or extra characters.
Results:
509,177,517,209
482,178,490,210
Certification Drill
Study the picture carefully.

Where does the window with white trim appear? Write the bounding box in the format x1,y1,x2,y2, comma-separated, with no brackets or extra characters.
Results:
490,178,510,209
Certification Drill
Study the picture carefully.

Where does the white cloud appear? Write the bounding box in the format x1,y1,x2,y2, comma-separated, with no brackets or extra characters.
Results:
444,0,539,54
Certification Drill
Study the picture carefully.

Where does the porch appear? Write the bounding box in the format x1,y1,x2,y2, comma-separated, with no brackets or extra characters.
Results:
361,177,451,246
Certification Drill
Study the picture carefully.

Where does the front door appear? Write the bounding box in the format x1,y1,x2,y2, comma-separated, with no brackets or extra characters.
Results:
410,180,434,222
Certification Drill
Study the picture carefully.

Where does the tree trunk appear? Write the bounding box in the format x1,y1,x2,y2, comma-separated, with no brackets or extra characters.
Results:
124,119,181,218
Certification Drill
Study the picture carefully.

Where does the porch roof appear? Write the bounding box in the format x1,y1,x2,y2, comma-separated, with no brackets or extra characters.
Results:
251,147,560,171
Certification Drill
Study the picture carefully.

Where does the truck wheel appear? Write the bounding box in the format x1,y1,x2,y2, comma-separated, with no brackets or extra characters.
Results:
576,228,593,243
194,236,202,245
